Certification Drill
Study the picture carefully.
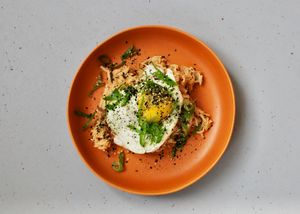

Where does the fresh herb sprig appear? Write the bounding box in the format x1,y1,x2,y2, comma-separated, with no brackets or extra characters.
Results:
104,86,137,110
180,101,195,134
88,74,103,97
171,100,196,157
172,123,200,157
128,120,165,147
98,46,140,71
121,46,140,61
171,131,187,157
152,63,176,86
74,110,96,130
127,90,166,147
191,124,201,135
130,119,165,147
112,152,125,172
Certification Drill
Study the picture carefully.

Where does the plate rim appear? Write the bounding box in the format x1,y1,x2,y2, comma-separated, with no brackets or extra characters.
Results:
67,25,236,195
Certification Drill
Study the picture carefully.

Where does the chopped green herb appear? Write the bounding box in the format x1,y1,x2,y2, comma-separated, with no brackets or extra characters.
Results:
147,122,165,144
128,92,166,147
105,103,116,110
134,92,165,146
144,79,157,89
172,100,180,111
121,46,140,61
124,85,138,97
139,120,147,147
112,152,125,172
171,100,196,157
180,100,195,125
171,130,187,157
104,86,137,110
74,110,94,119
127,124,138,132
191,124,201,135
171,147,177,157
74,110,96,130
152,64,176,86
98,46,140,72
104,89,122,101
82,112,96,129
88,74,103,97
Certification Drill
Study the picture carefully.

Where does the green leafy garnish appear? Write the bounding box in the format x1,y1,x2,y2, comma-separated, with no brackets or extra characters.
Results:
127,124,139,132
171,100,196,157
98,46,140,72
152,64,176,86
74,110,93,118
128,119,165,147
97,46,140,84
104,86,137,110
138,119,165,147
128,90,166,147
132,92,166,147
104,89,122,101
121,46,140,61
142,79,171,94
171,130,187,157
146,122,165,144
112,152,125,172
88,74,103,97
82,114,96,129
172,100,180,111
180,101,195,130
191,124,201,135
139,120,147,147
74,110,96,130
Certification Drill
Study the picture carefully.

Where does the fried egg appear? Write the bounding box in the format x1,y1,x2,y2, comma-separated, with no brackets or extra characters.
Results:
105,64,183,154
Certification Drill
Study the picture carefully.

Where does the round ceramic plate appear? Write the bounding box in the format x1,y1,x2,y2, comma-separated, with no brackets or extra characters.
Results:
67,26,235,195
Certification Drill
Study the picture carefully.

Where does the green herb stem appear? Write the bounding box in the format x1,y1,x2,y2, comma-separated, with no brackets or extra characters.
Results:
112,152,125,172
74,110,96,130
88,74,103,97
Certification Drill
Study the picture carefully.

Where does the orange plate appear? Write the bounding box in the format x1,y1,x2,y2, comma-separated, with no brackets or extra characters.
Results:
67,26,235,195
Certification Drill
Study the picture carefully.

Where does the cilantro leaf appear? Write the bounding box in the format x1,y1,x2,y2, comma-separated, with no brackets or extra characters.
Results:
152,64,176,86
104,86,137,111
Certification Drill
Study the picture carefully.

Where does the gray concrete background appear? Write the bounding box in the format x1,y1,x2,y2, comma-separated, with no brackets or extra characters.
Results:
1,0,299,213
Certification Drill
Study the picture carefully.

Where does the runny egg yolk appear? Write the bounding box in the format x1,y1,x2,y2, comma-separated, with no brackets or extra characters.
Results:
138,94,173,123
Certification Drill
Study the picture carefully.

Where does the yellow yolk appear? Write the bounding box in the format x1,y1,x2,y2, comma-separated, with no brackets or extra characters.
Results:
143,102,173,122
138,94,173,122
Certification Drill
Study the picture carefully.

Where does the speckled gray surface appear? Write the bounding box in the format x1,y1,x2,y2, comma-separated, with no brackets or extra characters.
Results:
0,0,299,213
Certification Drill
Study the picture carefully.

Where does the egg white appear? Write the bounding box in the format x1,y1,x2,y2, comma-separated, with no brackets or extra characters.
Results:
106,64,183,154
